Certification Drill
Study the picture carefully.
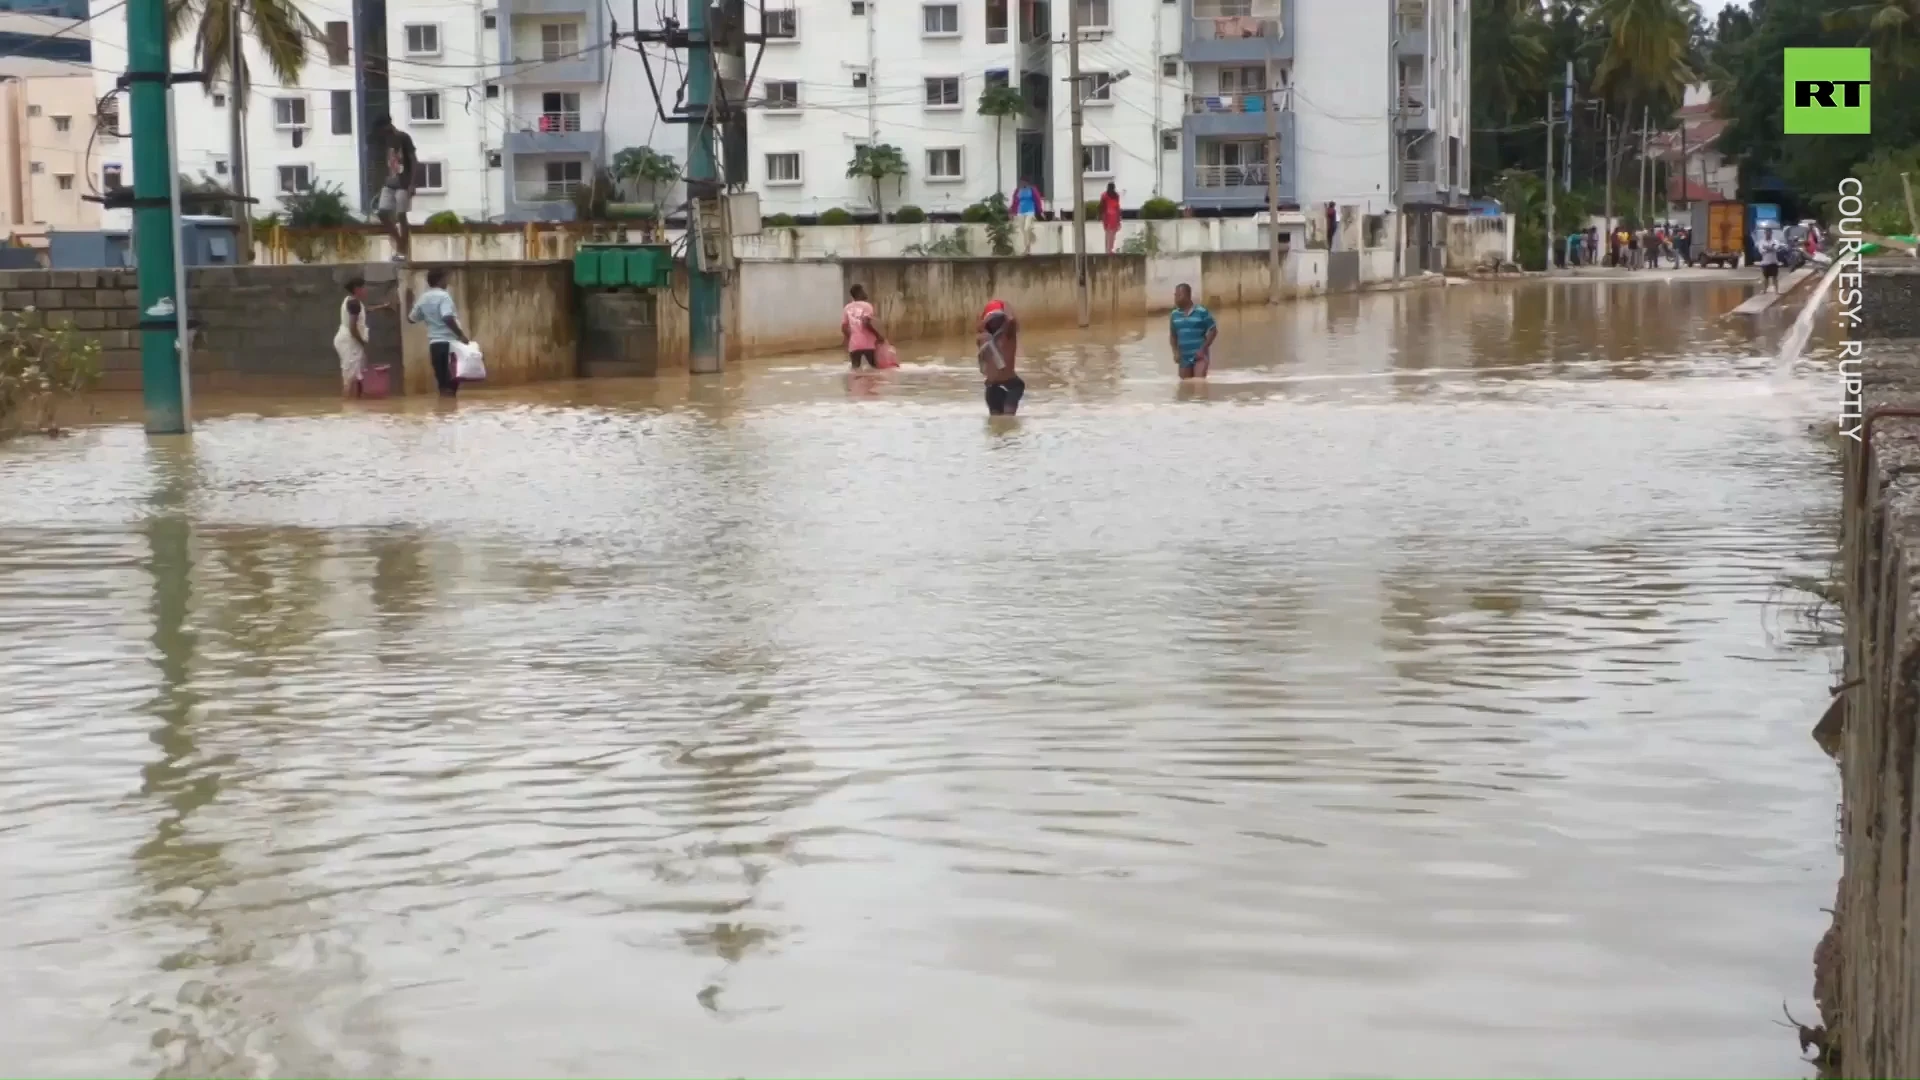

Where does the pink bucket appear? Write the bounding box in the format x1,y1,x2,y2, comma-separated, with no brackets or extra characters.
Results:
360,364,392,399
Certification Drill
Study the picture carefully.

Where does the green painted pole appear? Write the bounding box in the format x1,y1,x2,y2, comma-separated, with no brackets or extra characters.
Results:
684,0,721,375
128,0,186,433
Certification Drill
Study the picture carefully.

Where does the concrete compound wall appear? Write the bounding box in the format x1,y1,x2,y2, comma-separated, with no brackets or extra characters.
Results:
1823,264,1920,1076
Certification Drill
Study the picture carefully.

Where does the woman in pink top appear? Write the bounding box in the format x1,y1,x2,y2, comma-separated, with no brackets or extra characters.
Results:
1099,183,1122,255
841,283,887,369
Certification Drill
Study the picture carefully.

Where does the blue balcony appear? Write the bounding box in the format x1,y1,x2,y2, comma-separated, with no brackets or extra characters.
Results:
1395,3,1427,54
505,112,600,154
1183,90,1287,138
1183,120,1294,210
1183,0,1290,63
498,0,605,84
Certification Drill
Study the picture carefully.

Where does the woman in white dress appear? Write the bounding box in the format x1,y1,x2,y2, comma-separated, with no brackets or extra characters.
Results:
334,276,374,396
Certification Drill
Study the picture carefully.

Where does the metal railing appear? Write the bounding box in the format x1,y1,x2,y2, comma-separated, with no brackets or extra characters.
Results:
515,179,582,202
1191,14,1280,38
986,24,1007,41
1399,159,1435,183
1396,9,1425,35
1398,88,1425,117
1192,163,1270,188
525,111,583,132
1186,90,1288,113
1192,0,1280,16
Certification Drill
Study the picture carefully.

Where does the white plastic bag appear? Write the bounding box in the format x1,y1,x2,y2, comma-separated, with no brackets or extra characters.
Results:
452,339,486,382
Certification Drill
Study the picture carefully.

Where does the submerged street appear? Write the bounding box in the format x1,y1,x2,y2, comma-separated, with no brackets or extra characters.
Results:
0,278,1842,1076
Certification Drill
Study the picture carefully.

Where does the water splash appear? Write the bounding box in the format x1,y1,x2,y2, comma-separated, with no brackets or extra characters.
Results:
1775,257,1847,382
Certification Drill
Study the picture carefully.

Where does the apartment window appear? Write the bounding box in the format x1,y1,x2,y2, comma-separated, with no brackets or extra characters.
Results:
408,91,443,123
28,161,42,174
55,173,72,190
51,115,69,132
922,2,959,34
540,91,581,130
852,70,868,88
278,164,313,193
1161,55,1179,78
273,96,307,128
324,20,349,64
764,151,801,184
25,104,38,117
763,80,798,109
851,0,865,11
331,89,353,134
1160,129,1178,151
1076,0,1110,27
1083,71,1114,102
212,92,226,107
102,164,121,187
926,147,962,180
415,161,445,191
546,159,584,193
764,8,797,38
541,22,579,60
486,83,500,98
99,102,118,134
986,69,1009,88
924,76,961,108
483,10,496,28
212,154,229,175
487,149,502,167
1082,143,1111,175
403,23,441,56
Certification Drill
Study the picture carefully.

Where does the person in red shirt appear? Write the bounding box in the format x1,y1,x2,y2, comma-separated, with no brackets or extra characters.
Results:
1099,182,1122,255
840,283,886,369
977,299,1023,415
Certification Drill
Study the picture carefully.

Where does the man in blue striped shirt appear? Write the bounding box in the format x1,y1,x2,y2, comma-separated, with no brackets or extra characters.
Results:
1168,283,1218,379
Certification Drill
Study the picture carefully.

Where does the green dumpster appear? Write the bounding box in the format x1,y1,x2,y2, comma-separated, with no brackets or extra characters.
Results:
573,247,605,287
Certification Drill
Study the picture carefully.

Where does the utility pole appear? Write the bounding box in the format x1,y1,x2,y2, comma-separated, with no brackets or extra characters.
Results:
1544,89,1554,272
1066,0,1089,327
1638,105,1649,226
1602,109,1613,263
1561,60,1572,192
127,0,187,433
228,0,249,263
1265,53,1279,303
684,1,722,374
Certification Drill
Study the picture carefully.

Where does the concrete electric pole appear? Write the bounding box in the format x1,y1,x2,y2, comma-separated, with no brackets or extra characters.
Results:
228,0,249,263
1544,89,1554,271
684,1,723,374
1067,0,1089,328
1265,54,1279,303
126,0,188,433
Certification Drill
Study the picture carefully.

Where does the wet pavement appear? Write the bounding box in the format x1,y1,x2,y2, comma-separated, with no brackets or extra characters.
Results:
0,279,1840,1077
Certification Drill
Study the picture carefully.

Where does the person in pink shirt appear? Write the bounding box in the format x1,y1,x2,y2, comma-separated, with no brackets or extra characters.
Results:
840,283,888,369
1099,182,1122,255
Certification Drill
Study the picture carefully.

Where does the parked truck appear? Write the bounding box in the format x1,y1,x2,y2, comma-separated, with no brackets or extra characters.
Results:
1696,199,1746,268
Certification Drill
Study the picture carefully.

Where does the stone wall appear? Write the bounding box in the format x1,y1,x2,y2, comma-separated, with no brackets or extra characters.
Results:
1825,262,1920,1076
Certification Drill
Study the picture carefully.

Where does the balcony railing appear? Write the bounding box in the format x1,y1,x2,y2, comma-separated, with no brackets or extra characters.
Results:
1186,90,1289,113
526,111,583,132
515,179,582,202
1399,159,1435,184
1192,14,1280,39
1398,88,1425,117
1193,163,1271,188
987,24,1007,41
1192,0,1280,16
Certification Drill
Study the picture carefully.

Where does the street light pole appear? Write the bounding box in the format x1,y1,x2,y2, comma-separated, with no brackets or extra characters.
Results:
1265,53,1279,303
1067,0,1089,328
127,0,187,433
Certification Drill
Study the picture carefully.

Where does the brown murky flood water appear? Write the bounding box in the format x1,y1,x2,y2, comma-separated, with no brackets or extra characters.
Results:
1,279,1840,1077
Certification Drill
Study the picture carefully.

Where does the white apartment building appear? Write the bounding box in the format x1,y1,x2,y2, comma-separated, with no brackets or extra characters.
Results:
85,0,678,225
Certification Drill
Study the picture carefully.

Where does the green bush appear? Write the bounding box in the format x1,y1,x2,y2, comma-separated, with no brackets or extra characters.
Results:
1140,196,1180,220
0,309,101,439
419,210,465,233
891,205,927,223
1083,200,1104,220
960,201,994,223
818,207,855,226
279,182,355,227
764,212,797,227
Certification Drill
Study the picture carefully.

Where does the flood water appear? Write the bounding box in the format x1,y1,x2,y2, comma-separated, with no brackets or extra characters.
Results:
1,278,1842,1078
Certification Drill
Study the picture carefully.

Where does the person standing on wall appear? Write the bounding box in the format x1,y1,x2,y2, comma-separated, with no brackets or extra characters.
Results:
375,117,418,264
841,283,887,370
1169,283,1217,380
1012,177,1045,253
1099,182,1122,255
1324,201,1338,251
406,269,470,396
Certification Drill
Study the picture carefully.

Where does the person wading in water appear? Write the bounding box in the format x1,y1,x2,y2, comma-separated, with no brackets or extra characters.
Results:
977,299,1024,416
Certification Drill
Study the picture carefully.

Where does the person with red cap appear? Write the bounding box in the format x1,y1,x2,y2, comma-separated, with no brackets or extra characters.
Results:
977,299,1024,415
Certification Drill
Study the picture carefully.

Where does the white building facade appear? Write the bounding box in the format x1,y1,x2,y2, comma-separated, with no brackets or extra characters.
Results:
85,0,679,225
83,0,1464,228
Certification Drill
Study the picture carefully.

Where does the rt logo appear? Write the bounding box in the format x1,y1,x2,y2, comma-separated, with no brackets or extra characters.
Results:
1784,48,1871,135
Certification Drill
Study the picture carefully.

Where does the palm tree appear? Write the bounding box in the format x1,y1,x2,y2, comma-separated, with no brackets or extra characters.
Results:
977,83,1026,195
1825,0,1920,72
1470,0,1548,187
846,143,908,219
1591,0,1694,241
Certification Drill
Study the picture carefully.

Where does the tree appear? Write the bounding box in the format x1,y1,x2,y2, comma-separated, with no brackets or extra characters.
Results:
846,143,908,218
611,146,682,203
977,83,1026,195
1470,0,1549,187
167,0,320,93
